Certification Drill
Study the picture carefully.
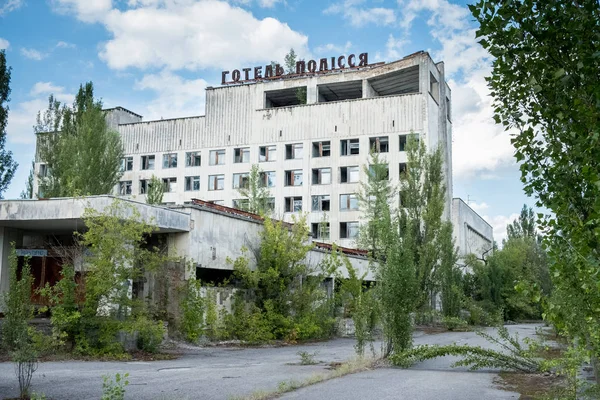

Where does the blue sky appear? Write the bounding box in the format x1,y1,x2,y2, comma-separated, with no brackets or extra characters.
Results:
0,0,533,241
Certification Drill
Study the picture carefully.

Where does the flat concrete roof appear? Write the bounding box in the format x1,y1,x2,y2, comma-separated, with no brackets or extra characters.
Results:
0,196,191,234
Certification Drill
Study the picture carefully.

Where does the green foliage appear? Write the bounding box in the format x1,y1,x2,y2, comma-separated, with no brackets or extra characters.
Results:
130,316,165,353
441,316,469,332
1,248,34,352
20,160,35,199
180,275,204,343
283,48,307,104
391,326,541,373
439,222,461,318
36,82,123,197
101,373,129,400
0,49,17,199
204,288,218,340
237,164,271,215
297,350,319,365
470,0,600,359
146,175,164,205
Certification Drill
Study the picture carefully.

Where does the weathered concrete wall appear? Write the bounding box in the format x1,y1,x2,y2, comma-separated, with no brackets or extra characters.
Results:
452,198,494,260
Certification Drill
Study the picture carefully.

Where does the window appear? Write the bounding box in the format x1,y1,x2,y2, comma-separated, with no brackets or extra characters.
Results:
139,179,149,194
141,155,155,170
340,222,359,239
341,138,359,156
185,176,200,191
234,147,250,163
233,199,250,211
399,163,407,175
285,196,303,212
233,173,250,189
163,153,178,169
285,143,303,160
311,195,330,211
209,175,224,191
119,181,132,195
340,194,359,211
399,134,419,151
120,157,133,172
312,141,331,157
260,171,276,188
209,149,225,165
446,97,451,122
368,164,389,180
285,170,303,186
259,145,276,162
162,177,177,193
430,72,440,103
312,168,331,185
340,166,359,183
186,151,201,167
369,136,389,153
311,222,330,240
209,200,224,206
265,197,275,212
39,164,48,177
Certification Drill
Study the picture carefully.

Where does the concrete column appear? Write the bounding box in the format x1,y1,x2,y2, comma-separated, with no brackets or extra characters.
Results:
305,78,318,105
362,79,377,98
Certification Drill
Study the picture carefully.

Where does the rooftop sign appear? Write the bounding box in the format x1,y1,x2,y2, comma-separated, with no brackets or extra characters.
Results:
221,52,370,85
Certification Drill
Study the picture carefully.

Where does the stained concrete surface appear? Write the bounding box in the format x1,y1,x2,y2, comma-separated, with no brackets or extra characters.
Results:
0,324,540,399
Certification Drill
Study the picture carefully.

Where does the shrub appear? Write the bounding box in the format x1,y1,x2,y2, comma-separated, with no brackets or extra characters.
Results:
130,316,165,353
180,277,204,343
297,351,319,365
442,316,469,331
101,373,129,400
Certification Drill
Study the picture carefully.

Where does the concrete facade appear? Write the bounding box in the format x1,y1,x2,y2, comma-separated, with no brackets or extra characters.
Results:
451,198,494,261
34,51,453,249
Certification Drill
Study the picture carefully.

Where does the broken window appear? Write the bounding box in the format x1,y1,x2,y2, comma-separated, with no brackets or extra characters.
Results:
369,136,389,153
141,155,155,170
209,149,226,165
285,143,303,160
234,147,250,163
120,157,133,172
139,179,149,194
368,164,389,180
185,151,201,167
264,87,308,108
340,222,359,239
311,222,330,240
311,195,330,212
259,171,276,188
430,72,440,103
259,145,277,162
340,166,359,183
341,139,359,156
185,176,200,191
265,197,275,212
312,168,331,185
312,141,331,157
233,173,250,189
285,170,303,186
399,163,407,176
39,164,48,177
162,177,177,192
399,134,419,151
340,194,359,211
163,153,178,169
119,181,132,195
233,199,250,211
209,175,224,191
446,96,451,122
284,196,303,212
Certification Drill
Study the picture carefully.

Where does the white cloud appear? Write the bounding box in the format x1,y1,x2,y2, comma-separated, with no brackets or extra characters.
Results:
468,201,489,213
56,41,76,49
6,82,73,145
0,0,23,16
0,38,9,50
51,0,112,23
30,82,66,96
135,70,208,120
483,213,519,246
324,2,396,27
257,0,279,8
55,0,308,71
20,48,48,60
314,41,352,55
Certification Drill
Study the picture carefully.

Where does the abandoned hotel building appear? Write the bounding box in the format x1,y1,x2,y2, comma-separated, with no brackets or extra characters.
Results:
0,51,493,305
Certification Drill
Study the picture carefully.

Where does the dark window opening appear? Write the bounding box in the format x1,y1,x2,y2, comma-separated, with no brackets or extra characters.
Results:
265,87,308,108
312,141,331,157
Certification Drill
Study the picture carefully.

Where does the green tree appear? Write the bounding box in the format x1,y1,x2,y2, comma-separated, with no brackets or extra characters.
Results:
237,164,270,215
0,49,17,198
506,205,536,242
470,0,600,355
438,221,461,318
20,160,34,199
37,82,123,197
145,175,164,205
283,48,307,103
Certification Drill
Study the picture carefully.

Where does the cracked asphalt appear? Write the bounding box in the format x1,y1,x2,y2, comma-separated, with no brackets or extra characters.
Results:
0,324,542,399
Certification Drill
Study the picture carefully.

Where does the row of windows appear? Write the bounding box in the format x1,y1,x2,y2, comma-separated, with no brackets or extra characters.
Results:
118,163,405,195
120,134,419,172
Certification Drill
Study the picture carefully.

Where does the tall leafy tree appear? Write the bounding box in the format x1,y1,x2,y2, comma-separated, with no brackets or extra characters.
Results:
0,49,17,198
470,0,600,355
19,161,34,199
506,204,536,241
146,175,164,205
37,82,123,198
237,164,270,215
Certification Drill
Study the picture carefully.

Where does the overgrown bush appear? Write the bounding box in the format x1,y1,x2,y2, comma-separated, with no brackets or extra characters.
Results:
101,373,129,400
180,276,204,343
130,316,165,353
441,316,469,331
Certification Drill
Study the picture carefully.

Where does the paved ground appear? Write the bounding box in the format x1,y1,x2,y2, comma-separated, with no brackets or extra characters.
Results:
0,324,542,399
